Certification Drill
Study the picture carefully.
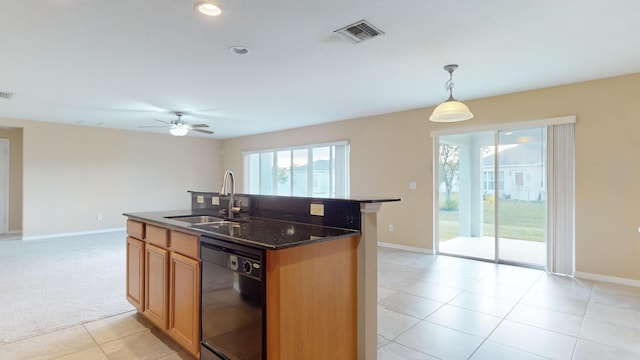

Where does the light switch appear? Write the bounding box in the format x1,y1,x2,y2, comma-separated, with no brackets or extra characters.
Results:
409,181,417,190
310,203,325,216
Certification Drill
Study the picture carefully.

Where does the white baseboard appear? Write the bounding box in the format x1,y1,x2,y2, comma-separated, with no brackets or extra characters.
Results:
575,271,640,288
377,242,434,254
22,227,126,241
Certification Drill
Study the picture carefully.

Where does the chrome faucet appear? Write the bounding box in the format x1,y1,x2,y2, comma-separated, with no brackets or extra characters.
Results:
220,170,236,218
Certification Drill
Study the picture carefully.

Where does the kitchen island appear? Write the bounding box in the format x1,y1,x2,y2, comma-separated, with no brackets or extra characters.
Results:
124,192,399,359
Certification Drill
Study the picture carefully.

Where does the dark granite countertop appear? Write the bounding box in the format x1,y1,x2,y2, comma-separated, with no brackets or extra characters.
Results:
123,210,360,250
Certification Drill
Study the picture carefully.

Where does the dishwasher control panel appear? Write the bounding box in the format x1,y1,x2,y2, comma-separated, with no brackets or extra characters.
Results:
228,254,261,279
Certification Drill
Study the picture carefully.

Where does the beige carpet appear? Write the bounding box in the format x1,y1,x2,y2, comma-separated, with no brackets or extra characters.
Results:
0,231,134,344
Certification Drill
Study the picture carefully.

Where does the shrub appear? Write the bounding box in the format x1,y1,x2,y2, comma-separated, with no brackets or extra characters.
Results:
440,198,458,211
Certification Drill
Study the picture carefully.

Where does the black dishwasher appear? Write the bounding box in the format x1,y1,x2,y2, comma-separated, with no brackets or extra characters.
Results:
200,236,265,360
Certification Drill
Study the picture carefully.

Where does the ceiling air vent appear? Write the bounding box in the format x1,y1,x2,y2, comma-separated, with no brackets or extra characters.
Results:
0,91,14,100
334,20,384,44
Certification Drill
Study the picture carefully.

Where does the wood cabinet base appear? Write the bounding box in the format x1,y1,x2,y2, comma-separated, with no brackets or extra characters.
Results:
127,221,200,359
266,235,359,359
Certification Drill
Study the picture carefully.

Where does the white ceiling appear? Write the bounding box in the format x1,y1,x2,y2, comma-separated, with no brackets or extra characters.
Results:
1,0,639,139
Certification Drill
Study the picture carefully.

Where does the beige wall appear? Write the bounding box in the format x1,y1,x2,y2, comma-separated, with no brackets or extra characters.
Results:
0,127,23,231
222,72,640,281
0,117,223,238
1,73,637,280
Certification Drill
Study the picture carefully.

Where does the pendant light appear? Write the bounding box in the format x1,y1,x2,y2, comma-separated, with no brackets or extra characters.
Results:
429,64,473,122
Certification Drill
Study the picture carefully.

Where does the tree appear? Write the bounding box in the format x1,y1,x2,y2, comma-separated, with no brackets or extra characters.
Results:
440,144,459,210
278,167,289,184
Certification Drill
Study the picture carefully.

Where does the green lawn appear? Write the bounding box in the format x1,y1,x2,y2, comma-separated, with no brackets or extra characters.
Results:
439,194,545,242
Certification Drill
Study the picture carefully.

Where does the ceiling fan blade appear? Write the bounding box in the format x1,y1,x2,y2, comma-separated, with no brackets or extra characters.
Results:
192,128,214,134
153,118,172,124
189,123,210,128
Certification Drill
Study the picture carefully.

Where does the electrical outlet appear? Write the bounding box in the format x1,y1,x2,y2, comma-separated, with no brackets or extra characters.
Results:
409,181,417,190
97,215,103,221
310,203,324,216
388,224,394,232
197,195,204,204
212,197,220,205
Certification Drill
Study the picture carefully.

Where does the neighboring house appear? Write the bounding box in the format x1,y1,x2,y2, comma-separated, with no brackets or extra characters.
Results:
438,143,545,203
482,143,545,202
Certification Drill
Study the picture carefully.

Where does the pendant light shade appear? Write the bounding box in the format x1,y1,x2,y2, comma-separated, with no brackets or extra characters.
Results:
429,64,473,122
430,99,473,122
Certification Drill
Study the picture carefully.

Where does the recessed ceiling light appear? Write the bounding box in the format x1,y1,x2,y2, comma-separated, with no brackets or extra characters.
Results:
229,46,250,55
195,2,222,16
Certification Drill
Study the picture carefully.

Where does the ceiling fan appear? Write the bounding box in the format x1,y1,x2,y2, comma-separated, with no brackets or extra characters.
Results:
140,112,214,136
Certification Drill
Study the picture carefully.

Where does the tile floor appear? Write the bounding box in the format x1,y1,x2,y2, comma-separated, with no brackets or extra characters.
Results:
1,246,640,359
377,247,640,359
0,311,192,360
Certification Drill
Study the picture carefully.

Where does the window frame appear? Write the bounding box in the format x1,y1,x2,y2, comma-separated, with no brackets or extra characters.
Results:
243,141,350,198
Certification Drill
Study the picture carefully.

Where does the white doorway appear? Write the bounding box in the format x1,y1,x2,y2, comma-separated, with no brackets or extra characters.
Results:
0,138,9,234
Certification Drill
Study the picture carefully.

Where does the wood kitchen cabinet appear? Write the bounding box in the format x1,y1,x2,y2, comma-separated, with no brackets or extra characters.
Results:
144,243,170,329
126,236,145,312
125,219,201,359
126,220,145,312
126,214,358,360
168,234,201,357
143,225,170,329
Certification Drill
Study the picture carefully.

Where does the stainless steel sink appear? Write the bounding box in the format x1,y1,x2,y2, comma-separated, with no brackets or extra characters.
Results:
205,220,241,226
165,215,224,224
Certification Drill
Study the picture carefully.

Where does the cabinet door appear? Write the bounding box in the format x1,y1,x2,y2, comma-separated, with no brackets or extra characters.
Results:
126,237,145,311
144,243,169,330
168,252,201,357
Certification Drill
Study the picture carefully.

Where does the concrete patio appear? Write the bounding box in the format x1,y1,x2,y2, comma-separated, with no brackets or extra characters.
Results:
439,236,545,267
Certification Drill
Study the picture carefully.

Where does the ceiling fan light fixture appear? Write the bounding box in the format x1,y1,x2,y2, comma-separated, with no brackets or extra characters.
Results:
169,124,189,136
429,64,473,122
195,2,222,16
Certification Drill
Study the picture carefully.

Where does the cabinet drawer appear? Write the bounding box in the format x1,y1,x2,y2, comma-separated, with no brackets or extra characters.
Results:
147,225,169,248
127,220,145,239
170,231,199,259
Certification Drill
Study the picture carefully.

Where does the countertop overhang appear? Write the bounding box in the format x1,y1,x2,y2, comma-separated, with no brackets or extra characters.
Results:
124,209,361,250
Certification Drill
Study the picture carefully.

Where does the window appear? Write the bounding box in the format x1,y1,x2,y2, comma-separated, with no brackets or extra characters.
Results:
243,141,349,197
515,172,524,186
483,171,495,191
482,171,504,191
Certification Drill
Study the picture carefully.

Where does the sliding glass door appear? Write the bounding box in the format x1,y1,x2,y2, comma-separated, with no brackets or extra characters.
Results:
436,128,546,268
438,131,495,260
496,129,546,265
